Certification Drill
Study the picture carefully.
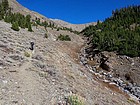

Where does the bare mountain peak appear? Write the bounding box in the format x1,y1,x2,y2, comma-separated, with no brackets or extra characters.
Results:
51,18,97,31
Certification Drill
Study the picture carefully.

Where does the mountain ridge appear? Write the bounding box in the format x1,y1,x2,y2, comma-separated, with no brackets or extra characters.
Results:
8,0,96,31
51,18,97,31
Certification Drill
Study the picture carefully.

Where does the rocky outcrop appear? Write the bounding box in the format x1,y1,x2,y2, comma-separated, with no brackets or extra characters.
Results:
80,38,140,102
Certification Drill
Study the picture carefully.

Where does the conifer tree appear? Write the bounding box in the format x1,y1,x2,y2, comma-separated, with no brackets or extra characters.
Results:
43,21,48,30
11,21,20,31
2,0,9,12
28,23,33,32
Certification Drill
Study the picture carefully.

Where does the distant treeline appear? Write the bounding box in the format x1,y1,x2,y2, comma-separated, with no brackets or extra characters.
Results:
0,0,79,34
0,0,33,31
81,5,140,57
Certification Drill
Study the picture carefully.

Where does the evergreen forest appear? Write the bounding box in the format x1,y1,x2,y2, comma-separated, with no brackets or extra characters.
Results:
81,5,140,57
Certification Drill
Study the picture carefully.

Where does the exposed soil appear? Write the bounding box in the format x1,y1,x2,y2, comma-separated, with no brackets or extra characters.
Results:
0,21,139,105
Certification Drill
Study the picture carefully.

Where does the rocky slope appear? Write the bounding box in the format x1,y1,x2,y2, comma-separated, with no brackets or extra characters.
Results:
51,19,97,31
0,0,140,104
0,20,138,104
8,0,53,22
80,5,140,102
79,37,140,103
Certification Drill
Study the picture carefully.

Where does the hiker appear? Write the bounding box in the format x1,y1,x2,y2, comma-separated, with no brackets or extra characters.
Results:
30,41,34,50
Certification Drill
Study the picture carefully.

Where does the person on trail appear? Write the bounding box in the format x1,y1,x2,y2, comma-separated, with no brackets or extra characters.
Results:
30,41,34,51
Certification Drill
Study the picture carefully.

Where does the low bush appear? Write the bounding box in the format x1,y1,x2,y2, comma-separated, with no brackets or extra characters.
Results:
11,22,20,31
44,33,48,38
24,51,30,57
57,34,71,41
68,96,84,105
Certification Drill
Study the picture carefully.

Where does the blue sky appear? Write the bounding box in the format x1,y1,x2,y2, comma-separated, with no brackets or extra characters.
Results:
17,0,140,24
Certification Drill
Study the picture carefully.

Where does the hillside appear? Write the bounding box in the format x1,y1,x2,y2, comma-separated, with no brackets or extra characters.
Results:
82,5,140,57
8,0,54,24
8,0,95,32
51,19,97,32
0,0,139,104
80,5,140,102
0,18,136,105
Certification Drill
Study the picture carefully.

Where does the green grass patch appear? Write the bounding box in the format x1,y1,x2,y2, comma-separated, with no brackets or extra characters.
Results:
24,51,31,57
57,34,71,41
68,95,84,105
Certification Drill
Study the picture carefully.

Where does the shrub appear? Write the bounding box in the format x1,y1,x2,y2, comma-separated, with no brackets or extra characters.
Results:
11,21,20,31
57,34,71,41
44,33,48,38
28,23,33,32
24,51,30,57
68,96,84,105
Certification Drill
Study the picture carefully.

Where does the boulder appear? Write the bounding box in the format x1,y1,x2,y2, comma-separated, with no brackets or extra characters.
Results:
131,87,140,99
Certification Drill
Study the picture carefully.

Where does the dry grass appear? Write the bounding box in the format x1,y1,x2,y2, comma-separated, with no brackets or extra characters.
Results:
24,51,31,57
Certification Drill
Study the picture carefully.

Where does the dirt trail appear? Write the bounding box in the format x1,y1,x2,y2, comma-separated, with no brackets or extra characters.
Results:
11,52,42,104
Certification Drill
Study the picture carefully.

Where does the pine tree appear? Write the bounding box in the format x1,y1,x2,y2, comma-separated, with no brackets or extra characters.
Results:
2,0,9,12
28,23,33,32
11,21,20,31
0,4,3,20
43,21,48,30
0,1,5,19
25,15,31,28
20,15,26,29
